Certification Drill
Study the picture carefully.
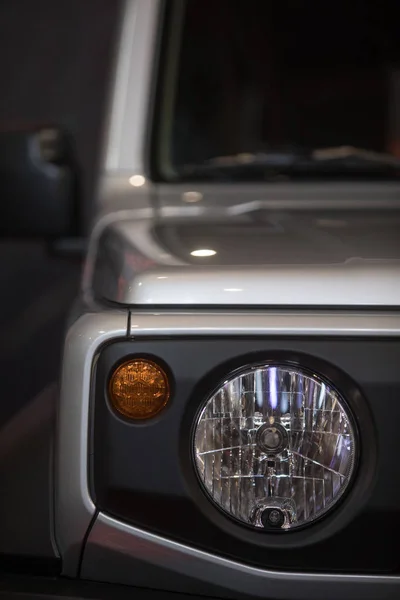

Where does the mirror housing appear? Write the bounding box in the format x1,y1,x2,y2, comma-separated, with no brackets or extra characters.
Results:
0,127,79,238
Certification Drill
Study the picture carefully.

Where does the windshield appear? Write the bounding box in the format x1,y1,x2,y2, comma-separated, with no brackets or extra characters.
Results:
154,0,400,181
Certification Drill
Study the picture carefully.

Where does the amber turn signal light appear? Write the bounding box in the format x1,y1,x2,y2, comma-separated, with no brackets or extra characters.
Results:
109,358,170,420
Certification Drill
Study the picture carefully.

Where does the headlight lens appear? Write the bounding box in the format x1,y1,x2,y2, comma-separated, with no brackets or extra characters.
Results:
194,364,356,531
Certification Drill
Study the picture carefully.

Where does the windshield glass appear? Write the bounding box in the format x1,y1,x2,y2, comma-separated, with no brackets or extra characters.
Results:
154,0,400,181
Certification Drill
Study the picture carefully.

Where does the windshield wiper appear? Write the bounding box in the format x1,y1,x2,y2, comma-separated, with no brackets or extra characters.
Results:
177,147,400,180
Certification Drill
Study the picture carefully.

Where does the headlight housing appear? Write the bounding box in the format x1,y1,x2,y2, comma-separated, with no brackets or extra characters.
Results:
194,364,357,531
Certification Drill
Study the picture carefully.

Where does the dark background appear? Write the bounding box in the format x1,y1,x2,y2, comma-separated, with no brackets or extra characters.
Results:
0,1,121,427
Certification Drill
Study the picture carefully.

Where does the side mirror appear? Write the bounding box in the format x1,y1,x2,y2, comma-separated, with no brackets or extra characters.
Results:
0,127,79,238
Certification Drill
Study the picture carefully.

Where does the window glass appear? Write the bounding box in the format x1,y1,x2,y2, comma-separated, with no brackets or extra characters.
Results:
156,0,400,181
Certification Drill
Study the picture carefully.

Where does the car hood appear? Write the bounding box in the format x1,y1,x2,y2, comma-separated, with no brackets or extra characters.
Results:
85,180,400,307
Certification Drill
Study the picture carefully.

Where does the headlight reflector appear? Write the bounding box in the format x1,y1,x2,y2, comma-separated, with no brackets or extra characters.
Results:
194,364,356,530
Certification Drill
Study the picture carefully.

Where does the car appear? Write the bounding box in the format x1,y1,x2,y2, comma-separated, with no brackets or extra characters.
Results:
1,1,400,599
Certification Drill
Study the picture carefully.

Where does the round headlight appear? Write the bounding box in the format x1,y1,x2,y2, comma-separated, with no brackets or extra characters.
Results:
193,364,356,531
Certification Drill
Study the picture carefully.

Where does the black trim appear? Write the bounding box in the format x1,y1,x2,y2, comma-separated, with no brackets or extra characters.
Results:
146,0,169,182
0,575,224,600
0,557,61,578
89,336,400,574
100,299,400,312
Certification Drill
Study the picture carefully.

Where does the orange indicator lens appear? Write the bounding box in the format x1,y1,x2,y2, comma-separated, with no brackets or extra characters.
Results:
109,359,170,420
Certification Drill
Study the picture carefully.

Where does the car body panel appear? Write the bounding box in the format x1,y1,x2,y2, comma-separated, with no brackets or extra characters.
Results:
52,0,400,597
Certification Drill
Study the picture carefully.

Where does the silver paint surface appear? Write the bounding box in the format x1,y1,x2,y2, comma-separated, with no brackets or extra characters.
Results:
55,310,128,575
88,0,400,309
104,0,161,172
88,185,400,307
55,0,400,593
81,511,400,599
57,310,400,578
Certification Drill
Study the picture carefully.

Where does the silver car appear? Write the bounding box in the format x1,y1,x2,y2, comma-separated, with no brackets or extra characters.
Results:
2,1,400,599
